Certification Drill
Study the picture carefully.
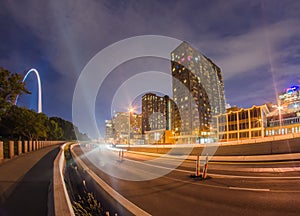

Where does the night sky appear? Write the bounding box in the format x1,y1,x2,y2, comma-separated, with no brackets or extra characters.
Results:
1,0,300,137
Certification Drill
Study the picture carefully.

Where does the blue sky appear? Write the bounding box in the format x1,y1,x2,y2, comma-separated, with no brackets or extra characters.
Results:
1,0,300,136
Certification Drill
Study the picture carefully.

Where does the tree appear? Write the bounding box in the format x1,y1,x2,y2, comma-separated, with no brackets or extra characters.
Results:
0,67,30,118
33,112,49,140
50,117,90,141
0,106,49,140
47,119,63,140
50,117,77,140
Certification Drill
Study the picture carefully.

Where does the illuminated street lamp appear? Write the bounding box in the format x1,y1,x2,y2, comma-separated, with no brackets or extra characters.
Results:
272,104,283,134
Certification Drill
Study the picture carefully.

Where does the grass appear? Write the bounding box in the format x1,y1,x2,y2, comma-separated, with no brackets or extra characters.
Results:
63,143,106,216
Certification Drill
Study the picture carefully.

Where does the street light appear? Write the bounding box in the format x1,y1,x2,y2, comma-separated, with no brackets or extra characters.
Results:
272,104,283,135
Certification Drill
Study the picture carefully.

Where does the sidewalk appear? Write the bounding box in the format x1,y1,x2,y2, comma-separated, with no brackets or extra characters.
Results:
0,145,59,215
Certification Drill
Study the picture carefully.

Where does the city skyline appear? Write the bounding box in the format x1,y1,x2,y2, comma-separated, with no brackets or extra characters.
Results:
1,0,300,137
1,2,300,215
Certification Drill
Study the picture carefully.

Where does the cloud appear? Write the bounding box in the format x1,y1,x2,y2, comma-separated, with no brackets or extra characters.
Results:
1,0,300,133
194,19,300,81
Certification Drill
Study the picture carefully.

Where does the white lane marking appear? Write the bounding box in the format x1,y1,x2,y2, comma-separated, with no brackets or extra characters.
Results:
209,173,300,179
127,151,300,172
229,187,270,192
123,157,300,180
75,146,300,194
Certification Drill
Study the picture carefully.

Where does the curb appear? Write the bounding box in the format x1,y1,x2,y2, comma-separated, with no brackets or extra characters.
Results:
53,143,75,216
70,144,151,216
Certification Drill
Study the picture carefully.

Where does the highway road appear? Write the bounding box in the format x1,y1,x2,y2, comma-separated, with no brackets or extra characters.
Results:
122,151,300,178
72,144,300,216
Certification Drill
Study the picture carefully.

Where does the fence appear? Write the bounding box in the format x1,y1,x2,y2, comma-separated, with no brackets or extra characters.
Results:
0,140,64,162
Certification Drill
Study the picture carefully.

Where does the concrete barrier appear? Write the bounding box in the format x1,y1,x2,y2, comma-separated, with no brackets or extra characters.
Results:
127,137,300,156
17,141,22,155
71,144,151,216
53,143,75,216
9,141,14,159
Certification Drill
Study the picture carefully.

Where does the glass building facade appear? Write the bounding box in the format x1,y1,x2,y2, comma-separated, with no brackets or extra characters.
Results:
171,42,226,143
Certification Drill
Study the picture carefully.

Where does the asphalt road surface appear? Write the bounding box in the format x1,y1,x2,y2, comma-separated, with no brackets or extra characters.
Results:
73,144,300,216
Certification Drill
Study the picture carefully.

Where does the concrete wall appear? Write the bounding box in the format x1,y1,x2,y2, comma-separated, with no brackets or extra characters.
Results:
128,137,300,156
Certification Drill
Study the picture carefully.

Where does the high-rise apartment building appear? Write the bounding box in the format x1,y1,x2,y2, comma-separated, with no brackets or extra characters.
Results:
106,111,143,144
131,113,142,137
171,41,226,143
142,93,179,144
105,120,114,141
142,93,175,133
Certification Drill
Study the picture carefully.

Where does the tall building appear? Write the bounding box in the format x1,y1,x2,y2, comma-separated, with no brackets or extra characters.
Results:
171,41,226,143
105,120,114,141
112,112,130,143
142,93,175,133
278,85,300,109
141,93,178,143
131,113,142,137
